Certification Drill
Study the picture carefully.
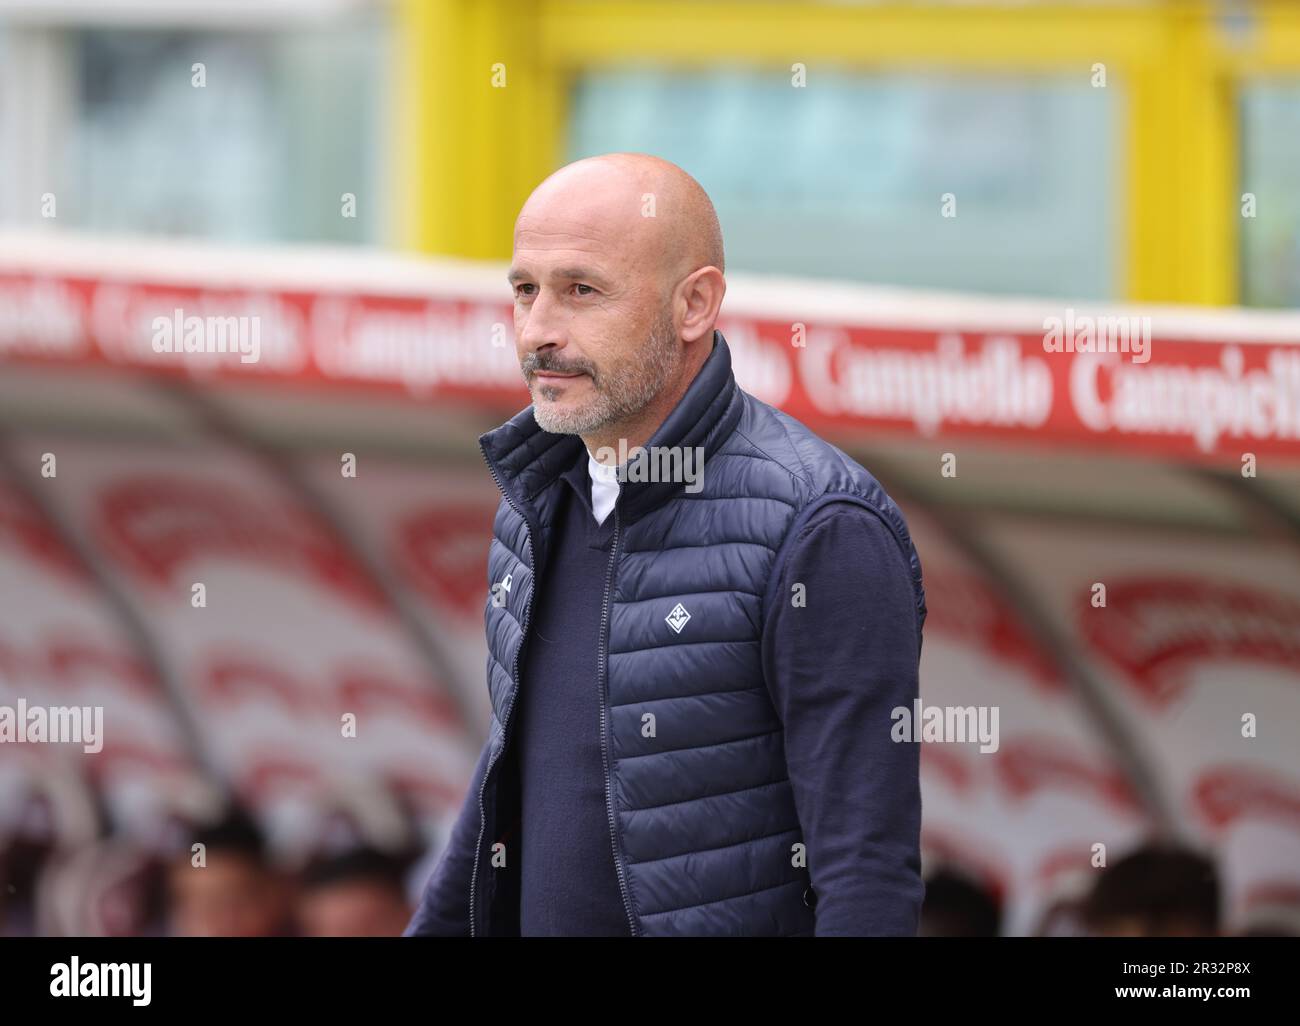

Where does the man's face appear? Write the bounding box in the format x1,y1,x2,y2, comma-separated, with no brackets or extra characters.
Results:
297,880,412,937
508,186,682,436
167,853,287,937
1087,914,1213,937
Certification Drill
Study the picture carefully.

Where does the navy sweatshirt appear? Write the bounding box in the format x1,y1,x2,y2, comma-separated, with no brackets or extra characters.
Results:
511,442,923,936
514,454,628,936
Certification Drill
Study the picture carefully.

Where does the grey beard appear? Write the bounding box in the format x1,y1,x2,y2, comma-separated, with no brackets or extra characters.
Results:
531,314,680,436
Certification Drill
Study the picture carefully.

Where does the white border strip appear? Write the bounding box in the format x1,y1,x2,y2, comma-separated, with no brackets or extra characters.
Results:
0,0,367,29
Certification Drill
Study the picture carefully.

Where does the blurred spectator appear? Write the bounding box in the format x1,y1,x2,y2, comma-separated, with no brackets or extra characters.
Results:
919,868,1002,937
1237,920,1297,936
1,847,23,935
166,805,294,937
296,846,414,937
1081,843,1220,937
1,837,55,937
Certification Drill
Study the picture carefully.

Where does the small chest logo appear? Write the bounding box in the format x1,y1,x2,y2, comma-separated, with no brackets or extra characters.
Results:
665,602,691,634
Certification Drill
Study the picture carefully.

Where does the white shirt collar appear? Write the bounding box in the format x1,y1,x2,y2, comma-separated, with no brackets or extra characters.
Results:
586,448,621,525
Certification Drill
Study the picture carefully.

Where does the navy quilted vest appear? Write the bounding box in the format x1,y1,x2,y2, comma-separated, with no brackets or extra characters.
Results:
473,329,926,936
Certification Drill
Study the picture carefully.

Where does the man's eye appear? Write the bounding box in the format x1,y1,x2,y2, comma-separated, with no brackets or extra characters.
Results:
514,283,535,297
574,283,598,296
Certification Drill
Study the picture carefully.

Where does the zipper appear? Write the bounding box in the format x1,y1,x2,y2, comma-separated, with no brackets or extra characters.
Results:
599,503,639,936
470,442,536,938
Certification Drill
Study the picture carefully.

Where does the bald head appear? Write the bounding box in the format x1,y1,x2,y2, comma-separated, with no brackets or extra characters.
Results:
515,153,724,284
507,152,728,456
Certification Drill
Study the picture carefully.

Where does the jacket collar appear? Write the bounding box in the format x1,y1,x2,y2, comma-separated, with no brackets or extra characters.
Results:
480,328,743,529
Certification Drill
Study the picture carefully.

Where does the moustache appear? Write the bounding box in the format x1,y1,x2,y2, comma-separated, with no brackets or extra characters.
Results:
526,359,592,378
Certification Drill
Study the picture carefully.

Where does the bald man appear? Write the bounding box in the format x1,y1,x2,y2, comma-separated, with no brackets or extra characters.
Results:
405,153,927,937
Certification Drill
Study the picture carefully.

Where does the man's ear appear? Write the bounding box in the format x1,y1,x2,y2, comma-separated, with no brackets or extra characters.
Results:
677,266,726,344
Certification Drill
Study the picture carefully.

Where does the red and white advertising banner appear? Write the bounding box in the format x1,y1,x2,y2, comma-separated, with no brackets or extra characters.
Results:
982,515,1300,929
10,434,479,855
909,512,1151,935
3,235,1300,464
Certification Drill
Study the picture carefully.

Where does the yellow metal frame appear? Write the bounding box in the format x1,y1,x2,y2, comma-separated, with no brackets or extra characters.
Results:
393,0,562,259
395,0,1300,306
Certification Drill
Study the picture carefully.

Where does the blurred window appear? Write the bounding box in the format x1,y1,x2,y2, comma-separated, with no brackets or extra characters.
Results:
1240,82,1300,309
567,67,1117,299
62,18,385,244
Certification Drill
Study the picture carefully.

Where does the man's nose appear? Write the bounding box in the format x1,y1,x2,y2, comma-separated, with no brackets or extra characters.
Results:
516,288,567,353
